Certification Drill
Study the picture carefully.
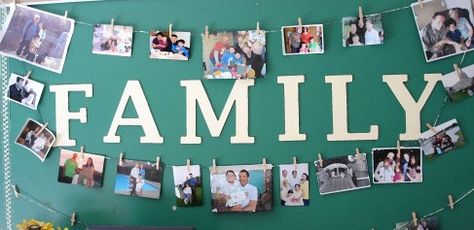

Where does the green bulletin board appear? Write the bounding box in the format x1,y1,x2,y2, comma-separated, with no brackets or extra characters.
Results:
1,0,474,229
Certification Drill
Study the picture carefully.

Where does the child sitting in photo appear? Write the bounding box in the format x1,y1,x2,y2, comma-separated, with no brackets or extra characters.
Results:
446,18,462,44
26,36,40,62
299,43,309,53
135,174,144,195
175,39,189,58
220,46,237,67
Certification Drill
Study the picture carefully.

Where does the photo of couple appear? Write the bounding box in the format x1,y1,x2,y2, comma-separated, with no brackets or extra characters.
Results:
15,119,55,162
92,24,133,57
7,73,44,110
172,165,203,207
372,147,422,184
282,24,324,55
279,163,309,206
210,164,272,213
150,31,191,60
114,159,163,199
57,148,105,188
342,13,384,47
0,4,74,73
412,0,474,62
418,119,465,158
202,30,266,79
441,63,474,103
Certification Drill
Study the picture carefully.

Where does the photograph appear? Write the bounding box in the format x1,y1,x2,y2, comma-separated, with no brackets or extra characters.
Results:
282,24,324,55
15,118,55,162
172,165,203,207
0,4,74,74
315,153,371,195
150,31,191,60
441,63,474,102
209,164,273,213
6,72,44,110
395,216,439,230
202,30,266,79
114,159,163,199
279,163,309,206
57,148,105,188
372,147,423,184
342,13,384,47
418,118,465,158
92,24,133,57
412,0,474,62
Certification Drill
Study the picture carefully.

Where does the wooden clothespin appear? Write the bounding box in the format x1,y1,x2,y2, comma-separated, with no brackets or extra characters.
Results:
426,123,437,133
80,145,84,154
355,148,362,159
38,122,48,133
317,153,323,167
448,195,455,209
256,21,260,34
110,18,115,31
119,152,123,166
169,23,173,35
397,140,401,156
186,159,191,173
12,184,19,198
412,212,418,227
156,156,160,170
24,71,32,79
453,64,462,77
419,0,424,8
63,10,68,19
212,159,217,174
297,17,302,27
262,158,267,171
70,212,76,226
204,25,209,38
358,6,364,19
293,156,298,170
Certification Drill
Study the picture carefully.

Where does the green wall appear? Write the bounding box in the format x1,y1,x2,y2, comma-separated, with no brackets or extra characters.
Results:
3,0,474,229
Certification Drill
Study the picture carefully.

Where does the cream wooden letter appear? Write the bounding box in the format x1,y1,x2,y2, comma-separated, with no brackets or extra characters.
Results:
278,75,306,141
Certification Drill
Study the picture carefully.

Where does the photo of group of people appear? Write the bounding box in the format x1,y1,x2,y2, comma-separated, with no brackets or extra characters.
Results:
57,148,105,188
342,13,384,47
279,163,309,206
172,165,203,207
92,24,133,57
15,118,55,162
372,147,423,184
412,0,474,62
114,159,163,199
209,164,272,213
0,4,74,73
418,119,465,158
315,153,371,195
202,31,266,79
282,24,324,55
395,216,439,230
442,63,474,102
7,73,44,110
150,31,191,61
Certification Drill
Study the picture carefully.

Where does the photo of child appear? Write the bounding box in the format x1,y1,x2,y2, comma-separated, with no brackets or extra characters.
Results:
150,31,191,61
172,165,203,207
372,147,423,184
282,24,324,55
92,24,133,57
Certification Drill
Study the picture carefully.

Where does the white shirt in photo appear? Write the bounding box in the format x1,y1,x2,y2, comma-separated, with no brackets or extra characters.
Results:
288,176,299,188
365,29,381,45
240,183,258,208
130,167,140,179
31,136,46,152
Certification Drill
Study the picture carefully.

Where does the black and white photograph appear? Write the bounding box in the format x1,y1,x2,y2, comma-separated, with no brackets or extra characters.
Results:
57,148,105,188
0,4,74,73
395,216,439,230
441,63,474,102
342,13,384,47
114,159,163,199
6,73,44,110
412,0,474,62
92,24,133,57
150,31,191,60
372,147,422,184
279,163,309,206
172,165,203,207
315,153,371,195
282,24,324,55
418,118,465,158
15,118,55,162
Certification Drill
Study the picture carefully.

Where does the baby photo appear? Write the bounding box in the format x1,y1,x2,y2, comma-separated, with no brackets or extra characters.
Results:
342,13,384,47
172,165,203,207
412,0,474,62
15,118,55,162
209,163,273,213
57,148,105,188
0,4,75,73
114,159,163,199
92,24,133,57
282,24,324,55
418,119,465,158
150,31,191,60
315,153,371,195
6,72,44,110
279,163,309,206
441,63,474,103
202,30,266,79
372,147,422,184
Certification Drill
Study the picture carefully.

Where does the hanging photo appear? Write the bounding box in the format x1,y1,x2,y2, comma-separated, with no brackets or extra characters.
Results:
441,63,474,102
202,30,266,79
395,216,439,230
315,153,371,195
114,159,163,199
172,165,203,207
92,24,133,57
209,163,272,213
281,24,324,55
6,72,44,110
149,31,191,60
0,4,75,74
342,13,384,47
412,0,474,62
418,119,465,158
15,118,55,162
372,147,422,184
57,148,105,188
279,163,309,206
